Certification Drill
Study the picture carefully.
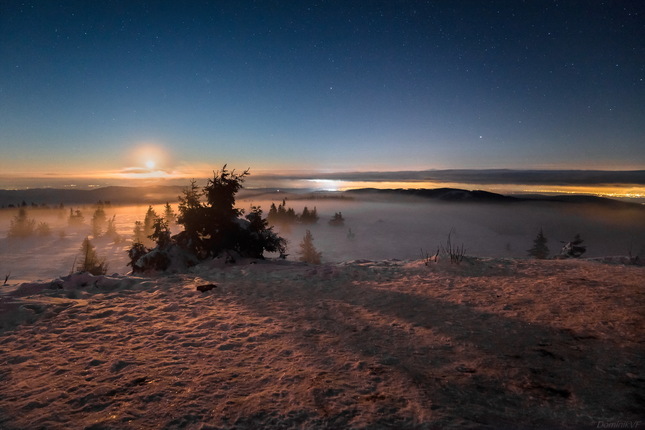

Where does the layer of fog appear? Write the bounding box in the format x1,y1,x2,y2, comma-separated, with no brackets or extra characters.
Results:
1,195,643,284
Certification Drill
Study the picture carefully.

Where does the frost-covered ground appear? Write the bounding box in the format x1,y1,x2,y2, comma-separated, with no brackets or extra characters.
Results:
0,256,643,429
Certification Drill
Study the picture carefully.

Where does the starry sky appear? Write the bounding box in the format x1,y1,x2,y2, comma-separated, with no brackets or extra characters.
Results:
1,1,644,187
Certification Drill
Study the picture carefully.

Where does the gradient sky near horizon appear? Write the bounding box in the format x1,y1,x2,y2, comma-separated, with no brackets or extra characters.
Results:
1,1,644,185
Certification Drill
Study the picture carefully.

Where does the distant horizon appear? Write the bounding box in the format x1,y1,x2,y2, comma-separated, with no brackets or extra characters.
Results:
1,168,644,202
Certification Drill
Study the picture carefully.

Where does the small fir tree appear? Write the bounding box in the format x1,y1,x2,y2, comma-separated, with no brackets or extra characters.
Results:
105,215,121,242
77,237,108,275
8,208,36,238
298,230,322,264
132,220,144,244
163,202,176,225
527,228,549,259
91,202,107,237
328,212,345,227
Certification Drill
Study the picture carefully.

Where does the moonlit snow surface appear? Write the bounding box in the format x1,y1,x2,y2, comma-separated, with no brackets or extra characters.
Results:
0,256,643,429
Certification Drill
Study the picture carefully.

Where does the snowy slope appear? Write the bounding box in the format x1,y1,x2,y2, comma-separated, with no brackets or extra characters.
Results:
1,257,643,429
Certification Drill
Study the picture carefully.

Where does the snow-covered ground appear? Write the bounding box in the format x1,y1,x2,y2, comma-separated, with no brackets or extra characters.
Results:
0,256,643,428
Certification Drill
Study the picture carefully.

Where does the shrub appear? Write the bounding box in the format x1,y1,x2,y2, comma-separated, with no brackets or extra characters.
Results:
35,222,52,237
440,229,465,264
560,234,586,258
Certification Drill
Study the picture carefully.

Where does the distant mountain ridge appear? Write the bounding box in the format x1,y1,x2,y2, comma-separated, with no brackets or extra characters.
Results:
346,187,518,202
0,186,185,207
346,188,644,209
1,185,643,209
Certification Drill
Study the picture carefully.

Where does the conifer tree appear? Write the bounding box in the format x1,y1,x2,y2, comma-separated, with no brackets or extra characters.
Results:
91,202,107,237
298,230,322,264
68,208,84,226
105,215,121,242
527,228,549,259
77,237,107,275
7,208,36,238
328,212,345,226
149,217,171,249
163,202,176,225
143,206,158,239
132,220,144,244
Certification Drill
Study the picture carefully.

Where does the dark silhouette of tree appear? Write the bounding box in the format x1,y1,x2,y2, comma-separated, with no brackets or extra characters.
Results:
267,199,298,225
240,206,286,258
143,206,158,239
328,212,345,226
299,230,322,264
176,179,206,256
527,228,549,259
149,217,172,249
201,165,249,255
130,165,286,272
300,206,319,224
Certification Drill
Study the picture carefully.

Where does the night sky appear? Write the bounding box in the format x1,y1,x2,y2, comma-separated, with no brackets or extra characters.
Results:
1,1,644,185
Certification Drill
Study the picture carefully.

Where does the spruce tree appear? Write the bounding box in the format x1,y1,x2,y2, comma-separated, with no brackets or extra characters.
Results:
163,202,176,225
77,237,107,275
328,212,345,227
132,220,144,244
527,228,549,259
7,208,36,238
298,230,322,264
91,202,107,238
143,206,158,239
